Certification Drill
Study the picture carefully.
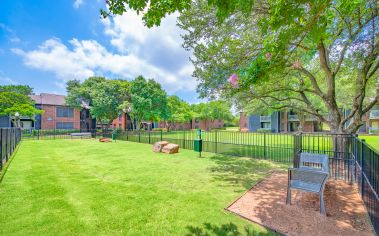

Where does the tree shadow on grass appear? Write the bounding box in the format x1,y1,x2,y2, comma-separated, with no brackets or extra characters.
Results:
186,222,273,236
207,154,283,190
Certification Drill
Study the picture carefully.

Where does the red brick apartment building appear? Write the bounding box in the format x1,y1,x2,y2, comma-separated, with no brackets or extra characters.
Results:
111,113,132,130
29,93,92,131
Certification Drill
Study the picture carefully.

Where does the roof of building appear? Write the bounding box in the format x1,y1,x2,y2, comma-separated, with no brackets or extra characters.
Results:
30,93,66,106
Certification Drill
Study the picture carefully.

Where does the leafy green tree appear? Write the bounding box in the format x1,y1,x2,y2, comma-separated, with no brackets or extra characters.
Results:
192,100,233,129
165,95,192,131
101,0,191,27
0,85,33,95
66,77,130,130
0,87,43,127
129,76,168,130
105,0,378,134
179,0,378,134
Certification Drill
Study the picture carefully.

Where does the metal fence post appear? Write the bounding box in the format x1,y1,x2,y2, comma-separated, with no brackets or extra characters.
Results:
183,131,185,149
263,132,266,159
160,130,163,141
149,130,151,144
215,130,218,153
138,130,141,143
360,139,365,197
293,132,302,168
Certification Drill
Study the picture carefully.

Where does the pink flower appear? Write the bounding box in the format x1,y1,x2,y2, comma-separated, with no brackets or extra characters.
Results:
292,59,302,69
229,73,239,88
265,53,272,61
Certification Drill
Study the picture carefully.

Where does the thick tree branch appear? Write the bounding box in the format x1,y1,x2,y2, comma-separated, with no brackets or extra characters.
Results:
363,94,379,114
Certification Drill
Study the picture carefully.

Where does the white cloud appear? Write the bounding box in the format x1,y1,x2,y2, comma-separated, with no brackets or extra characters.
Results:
73,0,83,9
12,11,197,93
12,38,196,92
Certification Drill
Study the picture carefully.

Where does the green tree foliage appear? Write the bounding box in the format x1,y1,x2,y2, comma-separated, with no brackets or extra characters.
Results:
178,0,378,134
165,95,192,131
0,85,33,95
105,0,378,134
0,85,42,127
101,0,191,27
129,76,168,130
192,100,233,129
66,77,130,129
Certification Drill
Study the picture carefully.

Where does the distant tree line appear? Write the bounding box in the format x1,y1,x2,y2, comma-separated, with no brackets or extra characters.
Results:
65,76,234,131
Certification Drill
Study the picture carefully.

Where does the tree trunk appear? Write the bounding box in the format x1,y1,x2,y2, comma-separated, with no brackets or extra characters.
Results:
298,113,306,132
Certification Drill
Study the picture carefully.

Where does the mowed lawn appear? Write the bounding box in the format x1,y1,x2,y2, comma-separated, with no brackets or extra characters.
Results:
360,135,379,150
0,140,282,235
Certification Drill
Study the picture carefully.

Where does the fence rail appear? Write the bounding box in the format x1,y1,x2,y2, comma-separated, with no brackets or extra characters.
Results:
0,128,21,172
20,129,379,234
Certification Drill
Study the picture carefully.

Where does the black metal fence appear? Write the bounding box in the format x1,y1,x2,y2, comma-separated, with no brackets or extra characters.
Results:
352,138,379,233
21,129,94,140
0,128,21,171
107,131,350,173
20,129,379,234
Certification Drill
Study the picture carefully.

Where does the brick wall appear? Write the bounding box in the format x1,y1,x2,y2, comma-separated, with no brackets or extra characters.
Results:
41,105,80,130
192,119,224,131
111,113,131,130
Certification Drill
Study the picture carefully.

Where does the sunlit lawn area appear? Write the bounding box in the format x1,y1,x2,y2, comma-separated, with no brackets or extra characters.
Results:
359,135,379,150
0,139,282,235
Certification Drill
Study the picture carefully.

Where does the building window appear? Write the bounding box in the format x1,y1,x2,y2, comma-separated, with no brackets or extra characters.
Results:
261,122,271,129
56,107,74,118
56,122,74,130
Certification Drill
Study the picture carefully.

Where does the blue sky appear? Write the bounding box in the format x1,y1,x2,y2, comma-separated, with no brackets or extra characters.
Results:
0,0,201,103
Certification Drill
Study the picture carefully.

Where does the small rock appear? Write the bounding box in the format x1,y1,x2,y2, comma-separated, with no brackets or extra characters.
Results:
162,143,179,154
152,141,169,153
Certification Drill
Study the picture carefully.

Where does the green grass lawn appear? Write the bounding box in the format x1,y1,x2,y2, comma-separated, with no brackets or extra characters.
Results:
0,139,282,235
359,135,379,150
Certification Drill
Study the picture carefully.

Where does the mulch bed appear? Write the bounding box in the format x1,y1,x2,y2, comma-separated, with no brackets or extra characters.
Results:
226,172,374,236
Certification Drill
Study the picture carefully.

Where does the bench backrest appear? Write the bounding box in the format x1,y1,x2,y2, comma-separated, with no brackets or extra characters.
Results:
299,153,329,173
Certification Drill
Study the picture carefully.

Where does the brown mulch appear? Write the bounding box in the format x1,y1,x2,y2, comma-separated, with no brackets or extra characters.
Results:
226,172,374,236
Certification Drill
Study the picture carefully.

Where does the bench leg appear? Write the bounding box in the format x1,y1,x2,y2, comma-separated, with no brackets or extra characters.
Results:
320,193,326,215
286,188,291,205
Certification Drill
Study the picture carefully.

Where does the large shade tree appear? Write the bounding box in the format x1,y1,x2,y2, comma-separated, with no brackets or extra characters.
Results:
165,95,192,131
129,76,168,130
104,0,378,135
66,77,130,130
0,85,42,127
191,100,233,129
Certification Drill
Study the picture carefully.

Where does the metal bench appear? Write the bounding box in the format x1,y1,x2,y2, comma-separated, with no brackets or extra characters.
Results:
286,153,329,214
70,132,92,138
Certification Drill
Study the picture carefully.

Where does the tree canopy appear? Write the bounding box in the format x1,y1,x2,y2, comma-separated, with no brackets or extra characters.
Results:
191,100,233,123
0,85,42,127
0,85,34,95
164,95,192,130
104,0,378,134
178,0,378,134
66,77,130,129
129,76,168,129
